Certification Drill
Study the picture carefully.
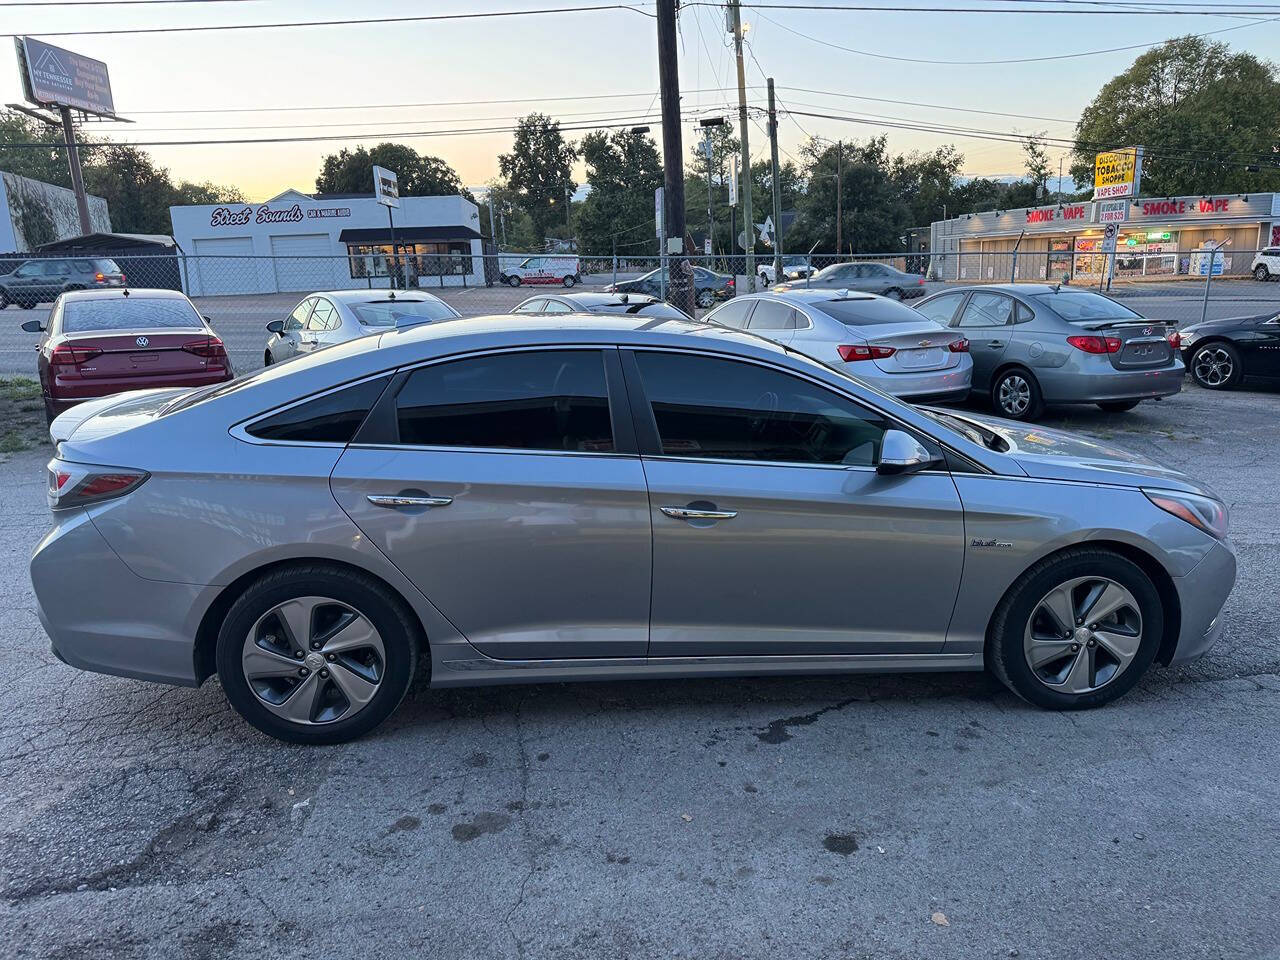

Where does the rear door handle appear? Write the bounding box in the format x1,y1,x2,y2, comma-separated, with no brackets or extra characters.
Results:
660,506,738,521
987,340,1005,348
366,495,453,508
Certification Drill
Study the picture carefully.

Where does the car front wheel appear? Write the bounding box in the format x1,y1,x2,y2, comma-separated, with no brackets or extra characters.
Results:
1190,342,1242,389
215,565,420,744
884,287,903,300
1254,264,1270,281
987,548,1162,710
507,276,521,287
992,368,1044,421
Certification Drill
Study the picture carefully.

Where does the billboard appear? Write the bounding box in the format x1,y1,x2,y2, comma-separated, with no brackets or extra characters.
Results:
372,165,399,208
15,37,115,117
1093,147,1143,200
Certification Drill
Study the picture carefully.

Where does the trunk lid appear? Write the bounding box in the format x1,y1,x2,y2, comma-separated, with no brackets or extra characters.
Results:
863,321,967,373
57,330,213,380
50,387,189,446
1075,319,1176,370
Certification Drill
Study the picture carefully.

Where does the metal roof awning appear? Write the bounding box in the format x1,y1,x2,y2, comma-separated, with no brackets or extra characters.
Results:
338,226,482,244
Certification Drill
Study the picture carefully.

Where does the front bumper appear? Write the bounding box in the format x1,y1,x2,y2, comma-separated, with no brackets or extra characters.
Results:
31,508,204,686
1167,539,1237,665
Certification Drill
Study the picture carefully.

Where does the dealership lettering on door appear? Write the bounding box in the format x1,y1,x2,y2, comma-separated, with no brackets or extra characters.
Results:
209,204,352,226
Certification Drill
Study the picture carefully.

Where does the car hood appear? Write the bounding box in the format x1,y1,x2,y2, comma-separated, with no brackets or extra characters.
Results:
1182,313,1270,336
938,409,1216,496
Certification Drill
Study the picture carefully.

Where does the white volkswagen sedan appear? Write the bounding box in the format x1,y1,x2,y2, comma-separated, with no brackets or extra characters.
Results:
264,290,461,365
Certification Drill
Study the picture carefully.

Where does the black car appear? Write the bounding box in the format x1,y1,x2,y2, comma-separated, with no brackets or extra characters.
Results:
512,291,692,320
0,257,126,309
1180,311,1280,389
605,265,735,308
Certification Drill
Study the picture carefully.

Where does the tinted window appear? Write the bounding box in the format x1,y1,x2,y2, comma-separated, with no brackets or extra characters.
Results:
349,298,458,326
396,350,613,452
706,299,755,329
747,299,799,330
809,297,922,326
248,376,391,443
635,352,889,466
73,259,95,273
915,293,964,325
958,293,1014,328
61,297,203,333
1032,291,1141,322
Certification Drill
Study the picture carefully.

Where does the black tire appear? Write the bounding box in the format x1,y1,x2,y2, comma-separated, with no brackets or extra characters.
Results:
43,399,56,426
1097,400,1141,412
695,289,714,308
215,564,421,744
987,547,1163,710
562,275,576,288
507,275,522,287
1189,341,1242,390
264,350,274,367
1254,264,1270,281
884,287,903,300
991,367,1045,421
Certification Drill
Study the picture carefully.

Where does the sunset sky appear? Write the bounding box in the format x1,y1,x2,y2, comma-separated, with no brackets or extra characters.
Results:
3,0,1278,201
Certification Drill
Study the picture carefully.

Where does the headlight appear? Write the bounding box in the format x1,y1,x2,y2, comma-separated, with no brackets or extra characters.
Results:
1144,488,1229,539
1180,329,1200,347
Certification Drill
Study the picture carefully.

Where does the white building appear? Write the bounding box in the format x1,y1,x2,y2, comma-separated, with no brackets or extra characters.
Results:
169,188,487,296
0,170,111,252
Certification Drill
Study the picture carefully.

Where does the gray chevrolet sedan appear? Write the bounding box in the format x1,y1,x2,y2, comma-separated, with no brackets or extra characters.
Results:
915,284,1183,420
32,315,1234,743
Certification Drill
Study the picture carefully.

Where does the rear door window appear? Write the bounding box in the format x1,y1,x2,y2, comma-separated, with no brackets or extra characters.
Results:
541,299,574,314
706,298,755,329
308,299,338,331
747,299,799,330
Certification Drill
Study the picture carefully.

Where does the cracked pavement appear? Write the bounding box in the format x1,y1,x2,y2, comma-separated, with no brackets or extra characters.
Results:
1,382,1278,960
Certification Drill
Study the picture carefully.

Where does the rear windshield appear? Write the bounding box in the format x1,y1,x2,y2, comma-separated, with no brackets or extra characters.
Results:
62,297,202,333
1032,291,1141,323
90,258,120,273
349,299,459,327
809,297,926,326
592,302,690,319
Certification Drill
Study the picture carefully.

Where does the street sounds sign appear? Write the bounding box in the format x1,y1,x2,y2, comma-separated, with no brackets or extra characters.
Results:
1093,147,1143,200
15,37,115,117
372,165,400,208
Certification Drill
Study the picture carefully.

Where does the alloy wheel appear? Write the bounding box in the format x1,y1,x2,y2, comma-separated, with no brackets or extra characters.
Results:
1023,576,1143,694
1193,346,1234,387
997,374,1031,416
696,291,714,308
241,596,386,725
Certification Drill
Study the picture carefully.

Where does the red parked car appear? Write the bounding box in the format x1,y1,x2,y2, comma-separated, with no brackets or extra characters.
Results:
21,288,234,424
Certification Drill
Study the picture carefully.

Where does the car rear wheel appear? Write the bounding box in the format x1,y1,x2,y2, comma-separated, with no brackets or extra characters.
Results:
1097,400,1141,412
562,275,576,288
1190,342,1242,389
1254,264,1270,281
987,548,1162,710
884,287,903,300
264,350,274,366
695,289,714,308
507,275,521,287
215,565,420,744
991,368,1044,421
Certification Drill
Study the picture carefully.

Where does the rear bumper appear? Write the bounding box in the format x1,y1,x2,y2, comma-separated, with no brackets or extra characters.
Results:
1039,360,1184,403
31,508,203,686
49,368,232,412
851,358,973,400
1167,540,1237,665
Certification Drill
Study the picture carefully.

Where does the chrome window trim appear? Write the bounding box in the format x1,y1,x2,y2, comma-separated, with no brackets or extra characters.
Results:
346,442,637,460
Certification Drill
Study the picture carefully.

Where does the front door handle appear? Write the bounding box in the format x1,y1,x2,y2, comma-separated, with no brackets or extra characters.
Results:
366,495,453,508
661,506,738,521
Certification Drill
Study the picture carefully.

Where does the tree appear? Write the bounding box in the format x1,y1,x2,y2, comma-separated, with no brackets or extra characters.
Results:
788,136,912,253
890,145,966,227
0,109,69,187
1071,36,1280,196
498,114,578,241
314,143,468,198
478,178,541,251
576,128,663,256
1022,133,1053,199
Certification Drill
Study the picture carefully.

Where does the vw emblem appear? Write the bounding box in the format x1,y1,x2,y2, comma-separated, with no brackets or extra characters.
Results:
135,336,149,347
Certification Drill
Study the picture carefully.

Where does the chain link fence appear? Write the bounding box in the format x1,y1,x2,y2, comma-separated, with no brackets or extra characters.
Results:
2,248,1278,376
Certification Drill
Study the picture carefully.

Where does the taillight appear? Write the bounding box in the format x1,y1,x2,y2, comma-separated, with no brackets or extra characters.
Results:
1066,335,1122,354
838,344,896,362
1166,331,1181,349
183,336,229,365
917,276,925,285
727,278,735,287
94,272,105,283
948,338,970,353
47,459,148,510
50,343,102,367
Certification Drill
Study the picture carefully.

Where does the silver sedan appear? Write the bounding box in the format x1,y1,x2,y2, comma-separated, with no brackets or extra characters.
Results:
264,289,460,365
705,289,973,403
33,314,1234,743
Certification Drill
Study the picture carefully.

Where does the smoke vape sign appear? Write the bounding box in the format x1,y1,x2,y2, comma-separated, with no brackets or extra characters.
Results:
16,36,116,117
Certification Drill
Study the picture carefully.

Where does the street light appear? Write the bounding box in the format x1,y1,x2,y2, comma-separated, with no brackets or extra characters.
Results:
698,117,727,261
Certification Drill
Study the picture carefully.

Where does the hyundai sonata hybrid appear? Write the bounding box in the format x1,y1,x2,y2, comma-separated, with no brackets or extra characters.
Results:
31,315,1235,743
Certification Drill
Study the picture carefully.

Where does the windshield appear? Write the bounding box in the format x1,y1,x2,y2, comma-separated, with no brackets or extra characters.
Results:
349,299,459,327
809,297,925,326
62,297,202,333
1033,291,1142,323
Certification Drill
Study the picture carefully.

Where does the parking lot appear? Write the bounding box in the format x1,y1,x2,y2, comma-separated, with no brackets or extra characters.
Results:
0,374,1277,959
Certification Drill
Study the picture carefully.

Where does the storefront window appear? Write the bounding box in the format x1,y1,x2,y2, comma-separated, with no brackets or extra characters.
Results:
347,241,473,281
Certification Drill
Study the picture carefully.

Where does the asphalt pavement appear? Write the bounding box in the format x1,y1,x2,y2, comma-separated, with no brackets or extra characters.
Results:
0,380,1277,959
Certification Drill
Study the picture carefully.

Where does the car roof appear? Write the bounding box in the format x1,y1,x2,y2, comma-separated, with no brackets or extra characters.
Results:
747,288,881,305
319,290,446,303
60,287,190,302
532,292,660,307
946,283,1077,296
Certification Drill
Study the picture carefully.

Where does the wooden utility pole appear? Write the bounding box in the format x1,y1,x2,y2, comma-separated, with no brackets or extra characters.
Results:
656,0,693,311
767,78,783,280
729,0,754,291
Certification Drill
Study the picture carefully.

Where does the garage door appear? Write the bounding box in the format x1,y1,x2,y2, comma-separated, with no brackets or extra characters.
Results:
192,236,255,296
270,234,335,292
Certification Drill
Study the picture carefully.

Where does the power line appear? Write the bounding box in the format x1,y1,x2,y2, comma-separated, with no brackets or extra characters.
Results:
711,1,1280,13
783,86,1073,124
6,3,653,37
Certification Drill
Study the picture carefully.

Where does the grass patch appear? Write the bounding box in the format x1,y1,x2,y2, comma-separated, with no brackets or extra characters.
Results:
0,377,48,454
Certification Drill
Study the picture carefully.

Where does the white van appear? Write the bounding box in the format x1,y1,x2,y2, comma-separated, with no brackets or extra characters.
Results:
500,256,582,288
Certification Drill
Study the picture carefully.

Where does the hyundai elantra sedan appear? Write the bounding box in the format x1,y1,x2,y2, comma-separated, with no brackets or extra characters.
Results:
31,315,1235,743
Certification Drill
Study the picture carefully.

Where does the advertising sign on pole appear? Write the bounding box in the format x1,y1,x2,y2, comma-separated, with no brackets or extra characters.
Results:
1098,199,1130,223
728,157,738,207
655,185,664,238
15,37,115,117
1093,147,1143,200
372,165,400,208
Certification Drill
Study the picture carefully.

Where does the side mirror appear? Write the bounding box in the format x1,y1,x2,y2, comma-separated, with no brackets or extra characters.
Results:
266,319,284,334
20,319,44,333
876,429,940,476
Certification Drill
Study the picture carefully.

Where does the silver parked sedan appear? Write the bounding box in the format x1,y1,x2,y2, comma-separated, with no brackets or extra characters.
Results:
705,290,972,402
915,284,1183,420
32,314,1234,743
264,289,460,365
775,261,928,299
